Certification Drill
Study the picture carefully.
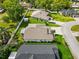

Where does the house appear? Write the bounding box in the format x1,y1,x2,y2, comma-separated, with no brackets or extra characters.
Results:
71,2,79,8
72,0,79,2
60,0,79,17
70,0,79,17
31,10,52,21
22,24,54,42
9,44,60,59
60,9,77,17
20,2,32,8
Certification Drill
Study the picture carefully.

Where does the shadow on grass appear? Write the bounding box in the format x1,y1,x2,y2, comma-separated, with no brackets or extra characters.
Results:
58,49,62,59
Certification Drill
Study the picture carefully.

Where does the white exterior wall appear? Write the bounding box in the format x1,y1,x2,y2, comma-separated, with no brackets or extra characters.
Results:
25,39,53,42
8,52,17,59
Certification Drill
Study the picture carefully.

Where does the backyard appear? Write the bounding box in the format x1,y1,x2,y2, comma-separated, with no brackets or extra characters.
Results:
29,17,60,27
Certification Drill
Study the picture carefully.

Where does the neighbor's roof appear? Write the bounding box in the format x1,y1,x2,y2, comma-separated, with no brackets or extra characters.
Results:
71,3,79,8
24,24,54,41
15,44,60,59
31,10,51,20
20,2,32,8
72,0,79,2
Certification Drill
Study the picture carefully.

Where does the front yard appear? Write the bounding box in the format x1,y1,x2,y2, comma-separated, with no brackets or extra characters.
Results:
49,13,75,22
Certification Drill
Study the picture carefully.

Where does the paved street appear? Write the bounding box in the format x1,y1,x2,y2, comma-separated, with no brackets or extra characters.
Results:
61,21,79,59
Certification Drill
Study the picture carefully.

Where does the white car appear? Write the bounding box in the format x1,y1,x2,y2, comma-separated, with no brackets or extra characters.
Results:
0,8,4,13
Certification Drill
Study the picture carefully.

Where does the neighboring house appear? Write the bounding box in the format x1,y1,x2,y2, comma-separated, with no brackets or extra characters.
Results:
22,24,54,42
60,8,79,17
72,0,79,2
9,44,60,59
60,0,79,17
71,2,79,8
20,2,32,8
31,10,52,21
60,9,76,17
71,0,79,17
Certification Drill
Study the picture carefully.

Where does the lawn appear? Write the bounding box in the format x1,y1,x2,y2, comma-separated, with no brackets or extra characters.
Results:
49,13,75,22
29,17,45,24
76,36,79,42
46,22,60,27
25,10,32,17
71,25,79,32
29,17,60,27
55,34,73,59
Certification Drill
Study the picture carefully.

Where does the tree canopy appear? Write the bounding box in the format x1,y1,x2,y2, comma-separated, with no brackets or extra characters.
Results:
25,0,72,11
3,0,24,21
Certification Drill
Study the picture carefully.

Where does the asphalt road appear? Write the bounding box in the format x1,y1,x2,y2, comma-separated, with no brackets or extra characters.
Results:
61,21,79,59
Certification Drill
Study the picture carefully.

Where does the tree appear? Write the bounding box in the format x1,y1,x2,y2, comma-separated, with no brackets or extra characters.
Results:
3,0,24,21
34,0,52,10
32,0,72,11
50,0,72,11
0,27,11,44
0,45,11,59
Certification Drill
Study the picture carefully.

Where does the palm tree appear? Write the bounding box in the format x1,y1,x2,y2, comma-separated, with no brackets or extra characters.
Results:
0,27,11,44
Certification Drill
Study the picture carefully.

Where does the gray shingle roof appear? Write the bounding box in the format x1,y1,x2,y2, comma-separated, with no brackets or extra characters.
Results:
33,54,55,59
15,44,60,59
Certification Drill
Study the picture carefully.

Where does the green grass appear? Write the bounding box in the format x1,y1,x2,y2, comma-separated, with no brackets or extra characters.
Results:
71,25,79,32
49,13,75,22
55,34,73,59
76,36,79,42
46,22,60,27
25,10,32,17
29,17,45,24
0,12,8,20
57,44,73,59
29,17,60,27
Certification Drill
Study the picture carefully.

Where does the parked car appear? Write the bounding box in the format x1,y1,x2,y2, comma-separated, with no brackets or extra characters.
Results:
0,8,4,13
